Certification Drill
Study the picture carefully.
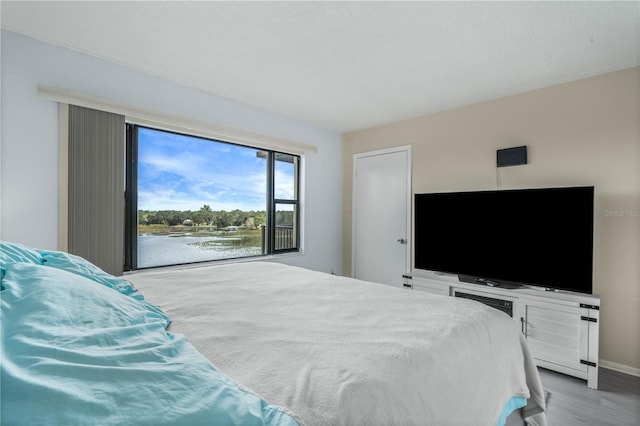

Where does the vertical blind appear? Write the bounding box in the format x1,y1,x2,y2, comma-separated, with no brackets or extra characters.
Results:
68,105,125,276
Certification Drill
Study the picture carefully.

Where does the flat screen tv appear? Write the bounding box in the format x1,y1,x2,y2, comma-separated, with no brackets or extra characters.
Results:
414,186,594,294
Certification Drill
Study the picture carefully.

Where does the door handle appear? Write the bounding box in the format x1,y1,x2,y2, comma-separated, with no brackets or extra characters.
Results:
397,238,407,244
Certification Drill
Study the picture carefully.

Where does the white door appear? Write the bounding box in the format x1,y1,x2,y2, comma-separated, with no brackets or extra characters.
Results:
353,146,411,287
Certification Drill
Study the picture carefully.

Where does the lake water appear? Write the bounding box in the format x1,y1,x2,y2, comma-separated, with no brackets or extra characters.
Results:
138,234,262,268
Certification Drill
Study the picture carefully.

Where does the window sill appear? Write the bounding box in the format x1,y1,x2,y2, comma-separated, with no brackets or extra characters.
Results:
124,250,305,276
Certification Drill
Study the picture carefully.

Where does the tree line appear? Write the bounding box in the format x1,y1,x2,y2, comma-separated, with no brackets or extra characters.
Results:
139,205,292,229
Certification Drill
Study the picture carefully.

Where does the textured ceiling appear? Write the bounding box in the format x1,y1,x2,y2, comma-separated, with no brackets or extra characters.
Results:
2,1,639,133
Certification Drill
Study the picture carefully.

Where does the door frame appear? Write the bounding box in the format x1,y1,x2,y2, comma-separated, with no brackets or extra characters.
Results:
352,145,412,279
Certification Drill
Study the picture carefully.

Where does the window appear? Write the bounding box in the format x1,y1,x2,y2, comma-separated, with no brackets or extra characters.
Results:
124,125,300,270
273,153,300,251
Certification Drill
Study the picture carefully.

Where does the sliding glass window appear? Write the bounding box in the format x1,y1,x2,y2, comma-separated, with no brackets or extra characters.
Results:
124,125,300,270
272,153,300,252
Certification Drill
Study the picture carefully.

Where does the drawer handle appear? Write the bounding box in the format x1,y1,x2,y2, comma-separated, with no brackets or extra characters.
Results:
520,317,527,335
579,303,599,310
580,359,597,367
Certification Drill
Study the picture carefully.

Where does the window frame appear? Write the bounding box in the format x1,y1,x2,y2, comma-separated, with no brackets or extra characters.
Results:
270,152,301,254
124,123,301,271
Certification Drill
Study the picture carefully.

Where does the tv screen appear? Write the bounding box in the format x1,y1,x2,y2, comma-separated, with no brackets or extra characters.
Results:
414,186,594,294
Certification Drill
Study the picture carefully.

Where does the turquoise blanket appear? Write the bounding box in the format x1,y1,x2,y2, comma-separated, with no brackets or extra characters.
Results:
1,242,299,425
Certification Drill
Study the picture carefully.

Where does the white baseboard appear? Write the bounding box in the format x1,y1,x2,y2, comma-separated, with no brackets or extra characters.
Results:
600,359,640,377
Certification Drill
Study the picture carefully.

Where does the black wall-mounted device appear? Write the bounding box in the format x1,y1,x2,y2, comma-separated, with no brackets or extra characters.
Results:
497,146,527,167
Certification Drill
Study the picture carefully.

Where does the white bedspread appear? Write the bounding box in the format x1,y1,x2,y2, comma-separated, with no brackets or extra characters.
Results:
129,262,546,426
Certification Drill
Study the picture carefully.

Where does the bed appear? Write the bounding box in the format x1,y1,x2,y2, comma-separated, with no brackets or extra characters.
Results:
1,241,547,425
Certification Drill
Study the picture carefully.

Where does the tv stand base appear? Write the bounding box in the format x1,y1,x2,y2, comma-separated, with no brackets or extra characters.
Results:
457,274,523,290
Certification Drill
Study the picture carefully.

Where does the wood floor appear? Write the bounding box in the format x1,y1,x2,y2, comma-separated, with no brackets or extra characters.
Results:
538,367,640,425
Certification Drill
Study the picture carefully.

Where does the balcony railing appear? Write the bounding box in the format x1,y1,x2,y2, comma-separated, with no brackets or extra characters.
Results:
260,225,296,253
275,225,295,251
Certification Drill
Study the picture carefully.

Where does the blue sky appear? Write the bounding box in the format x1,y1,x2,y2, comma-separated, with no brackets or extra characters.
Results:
138,128,294,212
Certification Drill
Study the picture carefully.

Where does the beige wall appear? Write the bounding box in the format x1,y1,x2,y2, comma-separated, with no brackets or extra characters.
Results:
342,67,640,372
